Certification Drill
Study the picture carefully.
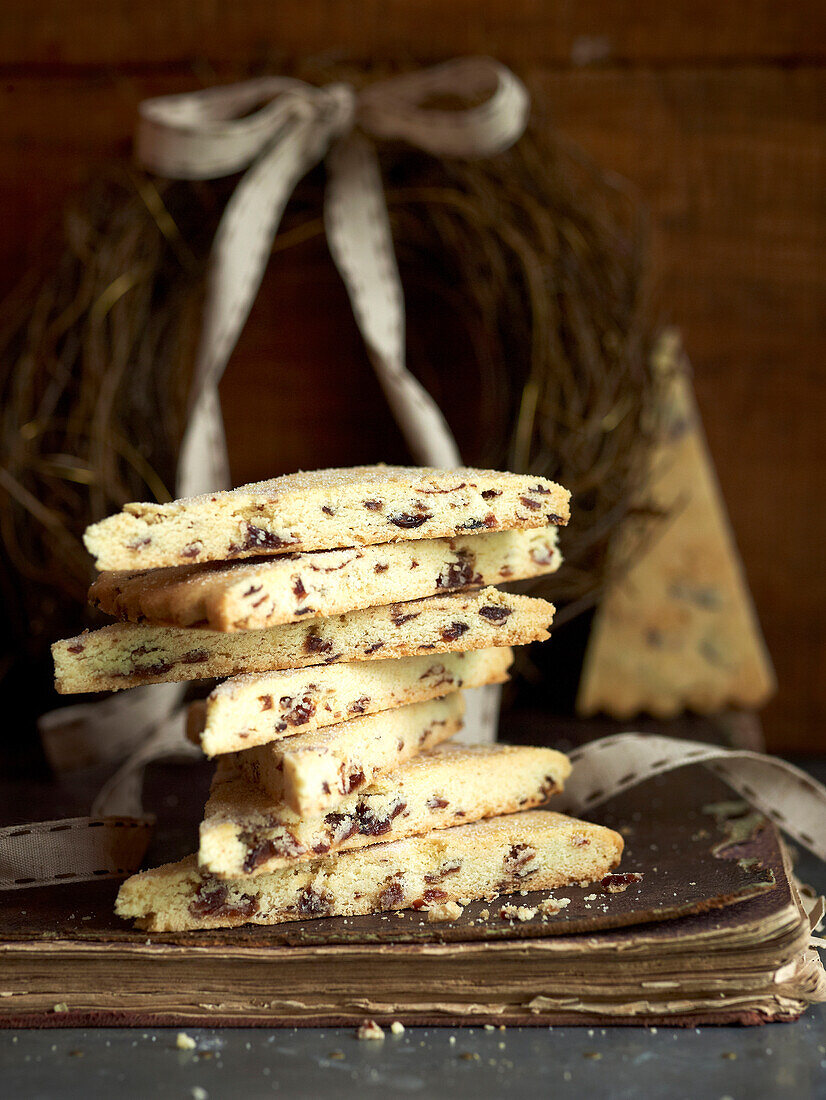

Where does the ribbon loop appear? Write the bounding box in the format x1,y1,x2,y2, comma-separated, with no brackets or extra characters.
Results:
559,733,826,864
137,77,315,179
136,59,528,181
135,57,531,496
358,57,530,157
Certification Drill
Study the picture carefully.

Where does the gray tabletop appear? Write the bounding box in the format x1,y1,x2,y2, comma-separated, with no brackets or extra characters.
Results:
2,1012,825,1100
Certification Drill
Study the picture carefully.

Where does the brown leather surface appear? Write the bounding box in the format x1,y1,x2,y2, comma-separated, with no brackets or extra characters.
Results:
0,766,776,947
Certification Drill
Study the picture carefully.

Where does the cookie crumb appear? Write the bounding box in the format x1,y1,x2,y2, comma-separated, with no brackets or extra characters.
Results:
357,1020,385,1041
176,1032,197,1051
537,897,571,916
390,1021,405,1036
479,908,490,920
499,904,537,921
426,900,464,922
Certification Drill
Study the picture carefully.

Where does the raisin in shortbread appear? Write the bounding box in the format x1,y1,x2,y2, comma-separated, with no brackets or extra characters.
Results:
116,811,623,931
199,743,571,877
234,694,464,816
53,588,552,694
191,648,512,756
83,465,570,571
89,527,561,631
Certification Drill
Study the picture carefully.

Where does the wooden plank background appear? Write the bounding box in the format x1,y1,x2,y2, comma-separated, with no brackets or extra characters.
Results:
0,4,823,752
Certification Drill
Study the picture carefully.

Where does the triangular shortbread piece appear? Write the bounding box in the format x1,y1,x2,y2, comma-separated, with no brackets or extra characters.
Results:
116,810,623,931
53,588,552,694
234,693,464,816
84,465,570,572
190,648,512,756
89,527,561,631
578,334,775,718
199,743,572,877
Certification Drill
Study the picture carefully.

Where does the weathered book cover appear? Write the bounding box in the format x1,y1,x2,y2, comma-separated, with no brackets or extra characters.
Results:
0,768,822,1027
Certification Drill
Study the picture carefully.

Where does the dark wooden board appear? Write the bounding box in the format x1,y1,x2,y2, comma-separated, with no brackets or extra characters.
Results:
2,1,824,66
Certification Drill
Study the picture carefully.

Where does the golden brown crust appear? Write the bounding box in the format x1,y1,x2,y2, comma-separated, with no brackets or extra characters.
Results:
199,743,572,877
116,810,623,932
88,528,561,631
53,588,553,694
83,465,569,571
192,648,512,756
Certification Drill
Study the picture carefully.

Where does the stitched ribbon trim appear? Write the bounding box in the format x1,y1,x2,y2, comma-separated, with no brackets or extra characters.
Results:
558,733,826,863
0,817,153,892
5,732,826,891
147,58,529,495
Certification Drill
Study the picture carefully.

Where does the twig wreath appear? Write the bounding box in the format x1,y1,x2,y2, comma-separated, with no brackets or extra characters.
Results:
0,65,657,698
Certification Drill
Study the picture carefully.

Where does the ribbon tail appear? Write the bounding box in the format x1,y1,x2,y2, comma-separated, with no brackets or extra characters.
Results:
7,703,195,890
91,704,197,818
0,815,154,892
177,382,232,496
180,110,330,497
324,133,461,468
559,733,826,864
38,682,186,774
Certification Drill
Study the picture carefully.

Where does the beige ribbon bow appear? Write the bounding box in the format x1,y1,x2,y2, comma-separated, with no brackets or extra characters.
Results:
138,58,531,496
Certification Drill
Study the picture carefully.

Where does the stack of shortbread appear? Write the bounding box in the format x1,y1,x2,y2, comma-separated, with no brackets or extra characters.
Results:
52,466,623,932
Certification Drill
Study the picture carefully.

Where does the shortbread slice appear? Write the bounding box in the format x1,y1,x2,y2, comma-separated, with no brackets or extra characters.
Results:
235,694,464,816
192,648,512,756
88,527,561,631
116,811,624,932
84,465,569,572
52,588,552,694
199,743,572,877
